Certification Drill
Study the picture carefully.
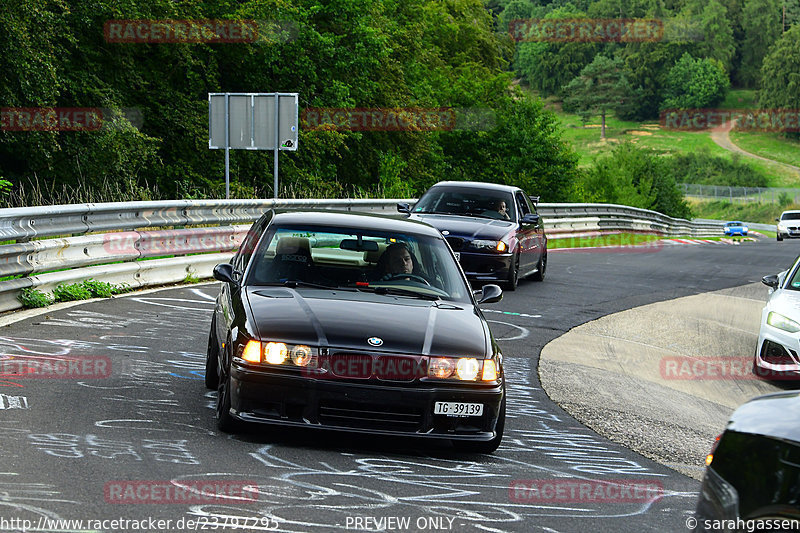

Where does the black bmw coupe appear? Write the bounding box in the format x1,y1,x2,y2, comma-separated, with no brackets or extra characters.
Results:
399,181,546,291
205,210,506,453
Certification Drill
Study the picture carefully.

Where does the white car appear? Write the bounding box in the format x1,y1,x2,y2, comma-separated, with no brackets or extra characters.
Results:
755,259,800,378
776,210,800,241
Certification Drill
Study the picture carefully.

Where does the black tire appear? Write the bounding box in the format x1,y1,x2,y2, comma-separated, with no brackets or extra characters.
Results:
216,369,239,433
504,253,519,292
205,327,219,390
453,396,505,454
778,235,783,241
531,250,547,282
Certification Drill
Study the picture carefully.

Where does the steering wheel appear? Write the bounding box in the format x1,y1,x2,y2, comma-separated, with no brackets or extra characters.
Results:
385,273,431,285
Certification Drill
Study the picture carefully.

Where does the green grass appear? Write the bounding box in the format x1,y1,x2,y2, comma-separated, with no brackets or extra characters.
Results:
687,198,796,224
728,131,800,169
552,107,800,186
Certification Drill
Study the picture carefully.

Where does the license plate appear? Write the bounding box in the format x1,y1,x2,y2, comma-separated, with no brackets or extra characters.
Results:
434,402,483,417
453,252,461,261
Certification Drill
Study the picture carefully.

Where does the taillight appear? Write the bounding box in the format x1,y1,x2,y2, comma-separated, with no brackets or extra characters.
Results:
706,434,722,466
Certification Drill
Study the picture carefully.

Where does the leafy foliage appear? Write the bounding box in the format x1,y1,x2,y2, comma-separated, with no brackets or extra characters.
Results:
53,283,93,302
759,25,800,139
664,149,769,187
578,143,691,219
17,288,54,308
661,54,729,110
82,279,123,298
563,56,630,138
0,0,579,205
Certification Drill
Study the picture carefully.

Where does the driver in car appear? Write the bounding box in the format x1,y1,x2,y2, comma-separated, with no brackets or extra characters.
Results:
377,242,426,283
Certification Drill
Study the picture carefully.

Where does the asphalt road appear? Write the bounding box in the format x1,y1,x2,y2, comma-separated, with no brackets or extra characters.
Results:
0,239,797,533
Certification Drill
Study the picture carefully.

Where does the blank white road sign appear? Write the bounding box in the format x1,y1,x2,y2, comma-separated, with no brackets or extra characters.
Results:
209,93,298,151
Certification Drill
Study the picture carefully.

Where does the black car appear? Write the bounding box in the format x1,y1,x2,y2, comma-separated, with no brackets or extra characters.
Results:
205,210,506,453
399,181,546,291
694,391,800,530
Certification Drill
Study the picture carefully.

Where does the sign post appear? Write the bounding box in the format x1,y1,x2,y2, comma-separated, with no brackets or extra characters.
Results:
209,92,298,198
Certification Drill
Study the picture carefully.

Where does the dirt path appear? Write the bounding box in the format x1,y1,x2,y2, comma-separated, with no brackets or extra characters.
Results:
710,120,800,173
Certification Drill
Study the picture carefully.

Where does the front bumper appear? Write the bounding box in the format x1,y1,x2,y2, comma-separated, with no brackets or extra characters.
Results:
229,364,504,441
755,322,800,377
458,251,513,282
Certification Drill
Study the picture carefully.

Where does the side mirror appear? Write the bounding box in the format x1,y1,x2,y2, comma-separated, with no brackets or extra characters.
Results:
776,218,781,222
397,202,411,215
762,274,780,289
213,263,239,285
521,213,540,225
478,284,503,304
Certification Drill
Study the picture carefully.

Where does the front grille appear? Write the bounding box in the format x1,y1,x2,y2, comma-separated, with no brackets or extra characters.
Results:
318,400,423,432
323,352,426,382
761,340,798,365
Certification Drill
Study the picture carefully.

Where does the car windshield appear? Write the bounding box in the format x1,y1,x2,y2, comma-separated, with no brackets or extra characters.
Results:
725,222,743,226
413,187,516,221
782,213,800,220
245,224,471,303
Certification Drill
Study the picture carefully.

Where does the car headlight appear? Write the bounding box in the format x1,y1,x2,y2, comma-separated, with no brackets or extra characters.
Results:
471,240,508,252
778,224,787,231
427,356,499,381
767,312,800,333
742,227,748,232
237,340,318,367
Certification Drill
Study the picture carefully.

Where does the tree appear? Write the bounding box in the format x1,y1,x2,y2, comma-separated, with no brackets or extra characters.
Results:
562,55,630,139
697,0,736,71
513,6,600,97
739,0,782,87
661,53,729,110
759,24,800,138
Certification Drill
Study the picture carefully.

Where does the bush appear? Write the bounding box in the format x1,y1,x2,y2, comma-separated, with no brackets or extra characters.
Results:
661,54,729,110
17,288,54,308
664,150,768,187
53,283,93,302
578,143,692,219
82,279,122,298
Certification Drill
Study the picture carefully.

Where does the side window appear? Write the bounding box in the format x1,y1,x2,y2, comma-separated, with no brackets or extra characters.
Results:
233,212,272,273
515,192,531,217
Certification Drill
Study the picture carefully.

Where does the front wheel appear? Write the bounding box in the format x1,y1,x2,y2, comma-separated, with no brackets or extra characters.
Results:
205,327,219,390
504,253,519,291
453,396,505,454
531,250,547,282
778,235,784,241
216,370,239,433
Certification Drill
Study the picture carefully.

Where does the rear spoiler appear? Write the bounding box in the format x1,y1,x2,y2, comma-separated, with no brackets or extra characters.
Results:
528,195,540,205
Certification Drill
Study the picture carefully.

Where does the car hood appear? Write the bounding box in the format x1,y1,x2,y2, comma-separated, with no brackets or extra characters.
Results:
244,287,489,356
767,289,800,316
727,391,800,444
410,214,514,240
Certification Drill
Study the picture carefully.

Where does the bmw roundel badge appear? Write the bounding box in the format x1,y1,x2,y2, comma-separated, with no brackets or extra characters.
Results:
368,337,383,347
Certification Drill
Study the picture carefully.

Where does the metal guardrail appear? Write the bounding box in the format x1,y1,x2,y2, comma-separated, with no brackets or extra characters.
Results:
0,198,726,314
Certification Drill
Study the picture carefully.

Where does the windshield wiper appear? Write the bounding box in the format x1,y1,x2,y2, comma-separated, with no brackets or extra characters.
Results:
363,286,440,300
